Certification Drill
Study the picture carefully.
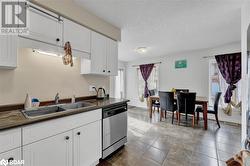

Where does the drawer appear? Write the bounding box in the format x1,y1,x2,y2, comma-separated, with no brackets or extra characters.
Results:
0,148,22,166
23,109,101,145
0,128,21,153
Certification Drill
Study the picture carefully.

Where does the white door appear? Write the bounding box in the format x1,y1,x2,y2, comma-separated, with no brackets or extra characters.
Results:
0,148,22,166
106,39,118,76
23,131,72,166
63,18,91,53
73,121,102,166
21,4,63,46
91,32,107,74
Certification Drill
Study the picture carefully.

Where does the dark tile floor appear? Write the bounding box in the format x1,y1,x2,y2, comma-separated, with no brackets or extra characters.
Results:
99,107,241,166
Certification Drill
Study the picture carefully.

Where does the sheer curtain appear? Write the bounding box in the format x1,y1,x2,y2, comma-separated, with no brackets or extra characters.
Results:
137,65,159,102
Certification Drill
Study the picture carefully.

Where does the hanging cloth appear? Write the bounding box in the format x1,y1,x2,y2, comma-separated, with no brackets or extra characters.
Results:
63,41,73,67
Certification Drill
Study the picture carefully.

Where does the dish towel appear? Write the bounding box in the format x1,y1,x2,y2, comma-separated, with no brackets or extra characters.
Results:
63,41,73,67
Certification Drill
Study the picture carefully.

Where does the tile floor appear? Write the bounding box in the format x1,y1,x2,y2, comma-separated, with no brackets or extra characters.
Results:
99,107,241,166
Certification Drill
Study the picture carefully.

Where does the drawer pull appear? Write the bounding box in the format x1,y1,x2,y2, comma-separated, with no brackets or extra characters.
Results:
77,132,81,136
65,136,70,140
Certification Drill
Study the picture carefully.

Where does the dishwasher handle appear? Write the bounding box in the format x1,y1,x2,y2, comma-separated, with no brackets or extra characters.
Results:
103,105,127,118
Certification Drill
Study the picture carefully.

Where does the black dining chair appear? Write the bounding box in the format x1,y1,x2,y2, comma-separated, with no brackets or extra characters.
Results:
196,92,222,128
149,89,160,111
159,91,177,123
177,92,196,127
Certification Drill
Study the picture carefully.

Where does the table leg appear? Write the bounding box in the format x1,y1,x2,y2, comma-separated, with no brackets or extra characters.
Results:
203,102,208,130
147,97,153,118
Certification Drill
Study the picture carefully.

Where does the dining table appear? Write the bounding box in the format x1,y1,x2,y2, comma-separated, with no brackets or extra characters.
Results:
147,95,208,130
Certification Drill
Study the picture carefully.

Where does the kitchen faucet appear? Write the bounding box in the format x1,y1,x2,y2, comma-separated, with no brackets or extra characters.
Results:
55,93,60,104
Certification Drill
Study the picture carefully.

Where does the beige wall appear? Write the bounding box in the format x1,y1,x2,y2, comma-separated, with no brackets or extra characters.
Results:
0,49,109,105
30,0,121,41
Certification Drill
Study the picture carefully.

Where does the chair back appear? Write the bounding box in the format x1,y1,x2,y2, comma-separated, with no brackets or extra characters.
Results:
185,92,196,114
177,92,196,115
159,91,175,111
214,92,222,113
149,89,156,96
175,89,189,95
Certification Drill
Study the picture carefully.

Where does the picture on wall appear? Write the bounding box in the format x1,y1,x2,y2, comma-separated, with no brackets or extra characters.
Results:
175,59,187,69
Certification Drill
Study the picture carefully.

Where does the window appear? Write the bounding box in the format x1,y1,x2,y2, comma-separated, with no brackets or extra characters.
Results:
137,65,159,101
209,59,241,107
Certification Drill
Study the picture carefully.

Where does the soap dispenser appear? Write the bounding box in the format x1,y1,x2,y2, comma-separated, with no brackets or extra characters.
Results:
71,95,76,103
24,93,32,110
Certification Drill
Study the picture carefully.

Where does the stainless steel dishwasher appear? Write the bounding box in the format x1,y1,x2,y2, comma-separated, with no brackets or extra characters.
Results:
102,103,127,159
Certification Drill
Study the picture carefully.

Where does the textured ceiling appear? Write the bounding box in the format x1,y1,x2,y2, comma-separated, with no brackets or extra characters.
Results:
75,0,243,61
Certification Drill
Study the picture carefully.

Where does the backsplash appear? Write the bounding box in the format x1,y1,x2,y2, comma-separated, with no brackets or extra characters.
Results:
0,48,109,105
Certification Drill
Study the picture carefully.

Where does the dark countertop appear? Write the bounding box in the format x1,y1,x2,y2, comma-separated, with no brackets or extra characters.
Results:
0,98,129,131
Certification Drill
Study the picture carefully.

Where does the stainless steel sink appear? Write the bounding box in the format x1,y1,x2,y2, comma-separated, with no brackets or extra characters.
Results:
22,101,94,118
59,102,93,110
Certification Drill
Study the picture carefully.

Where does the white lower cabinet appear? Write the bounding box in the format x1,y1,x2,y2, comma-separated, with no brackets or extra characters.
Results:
0,148,22,166
73,121,102,166
23,131,73,166
22,110,102,166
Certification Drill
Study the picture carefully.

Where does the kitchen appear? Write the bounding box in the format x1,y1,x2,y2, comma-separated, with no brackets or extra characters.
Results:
1,0,250,166
0,0,128,166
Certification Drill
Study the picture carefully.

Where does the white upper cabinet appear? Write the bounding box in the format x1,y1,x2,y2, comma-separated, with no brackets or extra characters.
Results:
20,3,63,46
81,31,118,76
63,18,91,54
0,36,17,69
90,31,108,74
107,39,118,76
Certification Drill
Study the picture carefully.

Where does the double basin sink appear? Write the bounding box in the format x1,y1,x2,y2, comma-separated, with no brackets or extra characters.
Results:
22,101,94,119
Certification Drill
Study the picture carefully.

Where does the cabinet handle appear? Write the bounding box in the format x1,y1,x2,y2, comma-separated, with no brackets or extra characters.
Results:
103,70,105,72
77,132,81,136
108,71,111,73
8,157,14,162
56,38,60,42
65,136,70,140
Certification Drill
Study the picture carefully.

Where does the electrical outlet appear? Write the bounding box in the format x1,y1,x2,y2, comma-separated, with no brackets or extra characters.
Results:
89,85,95,92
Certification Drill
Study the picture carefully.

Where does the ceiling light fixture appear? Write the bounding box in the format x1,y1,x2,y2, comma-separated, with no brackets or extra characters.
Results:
135,47,147,54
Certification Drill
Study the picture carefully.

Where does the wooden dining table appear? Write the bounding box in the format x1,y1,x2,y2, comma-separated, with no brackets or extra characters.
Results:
147,96,208,130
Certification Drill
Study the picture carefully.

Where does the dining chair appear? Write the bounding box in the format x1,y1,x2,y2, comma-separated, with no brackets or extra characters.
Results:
177,92,196,127
149,89,160,111
196,92,222,128
159,91,177,123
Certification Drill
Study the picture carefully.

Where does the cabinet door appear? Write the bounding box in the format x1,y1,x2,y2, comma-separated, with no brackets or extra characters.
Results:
107,39,118,76
23,131,72,166
91,32,107,74
0,148,22,166
73,120,102,166
21,4,62,46
0,36,17,69
63,18,91,53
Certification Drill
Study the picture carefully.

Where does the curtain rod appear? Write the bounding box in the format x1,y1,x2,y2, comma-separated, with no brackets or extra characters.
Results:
132,62,162,67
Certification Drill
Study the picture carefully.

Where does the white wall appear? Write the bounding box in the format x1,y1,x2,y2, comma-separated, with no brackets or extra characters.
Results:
0,48,109,105
241,0,250,142
126,42,240,109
